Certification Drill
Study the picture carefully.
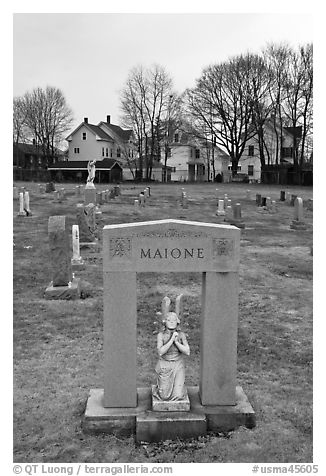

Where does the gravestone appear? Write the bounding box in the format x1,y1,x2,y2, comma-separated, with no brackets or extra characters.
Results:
280,190,286,201
24,191,32,216
229,203,245,228
306,199,313,211
45,216,80,299
71,224,85,268
109,189,116,199
223,194,228,208
134,199,140,212
261,197,267,207
290,194,297,206
76,204,97,244
147,186,151,197
96,192,103,205
17,192,25,216
286,192,291,204
139,193,145,207
181,192,188,209
266,197,272,209
224,205,233,223
59,188,65,201
290,197,306,230
114,185,121,197
256,194,262,206
216,199,225,216
76,185,82,196
45,182,55,193
84,219,255,440
53,191,60,202
246,190,251,200
271,200,277,213
101,191,106,204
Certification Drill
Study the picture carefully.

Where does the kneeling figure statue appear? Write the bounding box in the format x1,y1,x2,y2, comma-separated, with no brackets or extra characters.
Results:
152,295,190,410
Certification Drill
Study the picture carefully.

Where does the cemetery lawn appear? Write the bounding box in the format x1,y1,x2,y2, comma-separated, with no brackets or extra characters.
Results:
13,182,313,463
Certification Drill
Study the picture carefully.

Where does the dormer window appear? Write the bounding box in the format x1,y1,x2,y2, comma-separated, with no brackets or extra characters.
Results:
82,132,87,141
195,149,200,159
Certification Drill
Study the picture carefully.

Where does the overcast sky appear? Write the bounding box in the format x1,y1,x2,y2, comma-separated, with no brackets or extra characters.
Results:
13,12,313,136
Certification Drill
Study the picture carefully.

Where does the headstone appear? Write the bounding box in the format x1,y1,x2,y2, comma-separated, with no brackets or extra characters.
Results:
306,199,313,211
101,191,106,204
270,200,276,213
109,189,116,199
53,190,60,202
266,197,272,209
45,216,80,299
139,193,145,207
38,184,45,194
13,187,19,200
280,190,286,201
290,194,297,206
45,183,53,193
71,225,84,267
147,186,151,197
59,188,65,201
230,203,245,228
181,192,188,209
286,192,291,204
24,191,32,216
114,185,121,197
134,199,140,212
76,185,81,196
17,192,25,216
227,199,232,208
76,204,97,243
223,194,228,208
256,194,262,206
261,197,267,207
84,219,255,440
246,190,251,200
290,197,306,230
96,192,103,205
216,199,225,216
224,205,233,222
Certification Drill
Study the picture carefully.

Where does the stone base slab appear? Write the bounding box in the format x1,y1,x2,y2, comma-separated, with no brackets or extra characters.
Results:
83,386,255,440
151,385,190,412
228,220,245,229
80,241,99,250
45,278,81,300
71,258,85,270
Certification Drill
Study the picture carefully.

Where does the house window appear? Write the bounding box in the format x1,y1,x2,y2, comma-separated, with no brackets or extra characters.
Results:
248,165,254,176
167,147,172,158
110,149,113,158
281,147,293,158
174,133,179,142
74,147,80,154
82,132,87,140
102,147,105,157
106,148,109,157
117,148,121,158
248,145,254,156
195,149,200,159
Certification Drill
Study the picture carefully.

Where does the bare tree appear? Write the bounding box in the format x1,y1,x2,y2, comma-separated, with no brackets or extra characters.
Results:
20,86,73,166
186,53,268,176
120,64,174,180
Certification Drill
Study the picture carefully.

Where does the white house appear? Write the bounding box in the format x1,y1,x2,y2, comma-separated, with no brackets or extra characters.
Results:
236,121,302,182
66,115,136,163
162,128,230,182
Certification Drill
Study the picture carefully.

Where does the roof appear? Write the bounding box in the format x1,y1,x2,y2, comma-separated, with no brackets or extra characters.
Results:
99,122,133,142
48,159,122,170
86,124,114,141
284,126,302,140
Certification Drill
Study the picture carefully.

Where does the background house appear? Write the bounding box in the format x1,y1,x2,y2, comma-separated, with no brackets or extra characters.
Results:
161,128,230,182
48,115,136,183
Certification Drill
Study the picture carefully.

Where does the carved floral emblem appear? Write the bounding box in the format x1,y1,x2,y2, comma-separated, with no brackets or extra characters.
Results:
110,237,132,259
212,238,234,258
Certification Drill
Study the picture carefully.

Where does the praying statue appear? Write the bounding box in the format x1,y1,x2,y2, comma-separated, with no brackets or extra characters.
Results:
152,295,190,403
87,160,96,184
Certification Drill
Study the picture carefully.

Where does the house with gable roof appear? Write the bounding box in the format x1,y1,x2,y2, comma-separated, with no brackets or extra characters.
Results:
48,115,137,182
161,126,230,182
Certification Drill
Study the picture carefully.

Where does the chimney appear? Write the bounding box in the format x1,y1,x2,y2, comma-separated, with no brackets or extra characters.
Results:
107,115,111,124
84,117,88,124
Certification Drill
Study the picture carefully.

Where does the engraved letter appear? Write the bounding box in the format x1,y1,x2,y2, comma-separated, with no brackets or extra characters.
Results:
140,249,151,259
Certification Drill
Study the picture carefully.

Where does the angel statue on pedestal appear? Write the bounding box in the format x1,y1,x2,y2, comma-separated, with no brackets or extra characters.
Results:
152,294,190,410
